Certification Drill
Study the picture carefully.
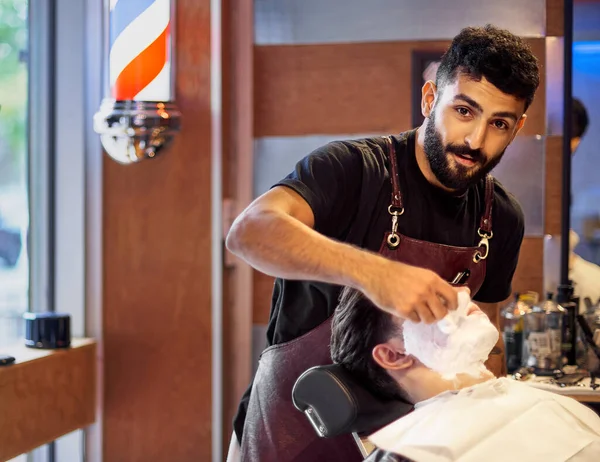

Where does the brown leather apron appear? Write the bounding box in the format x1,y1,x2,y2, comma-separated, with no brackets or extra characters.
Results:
240,136,495,462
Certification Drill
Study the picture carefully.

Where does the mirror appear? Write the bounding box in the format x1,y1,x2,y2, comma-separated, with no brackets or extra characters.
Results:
569,0,600,305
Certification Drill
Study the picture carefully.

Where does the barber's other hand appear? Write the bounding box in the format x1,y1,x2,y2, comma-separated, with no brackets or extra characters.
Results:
358,259,459,324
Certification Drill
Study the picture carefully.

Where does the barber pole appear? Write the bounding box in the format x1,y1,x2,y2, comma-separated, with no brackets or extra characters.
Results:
109,0,172,101
94,0,180,164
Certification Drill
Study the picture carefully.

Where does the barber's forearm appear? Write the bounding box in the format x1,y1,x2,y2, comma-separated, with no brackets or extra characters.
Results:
226,208,383,289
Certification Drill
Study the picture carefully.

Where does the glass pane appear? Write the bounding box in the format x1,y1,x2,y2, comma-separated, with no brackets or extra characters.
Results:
254,0,546,45
253,133,380,198
491,135,545,237
572,41,600,265
0,0,29,347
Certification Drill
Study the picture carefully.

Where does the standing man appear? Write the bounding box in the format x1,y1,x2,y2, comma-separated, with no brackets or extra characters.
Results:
226,24,540,461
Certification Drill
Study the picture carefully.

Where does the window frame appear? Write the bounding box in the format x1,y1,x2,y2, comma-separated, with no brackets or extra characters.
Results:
26,0,104,460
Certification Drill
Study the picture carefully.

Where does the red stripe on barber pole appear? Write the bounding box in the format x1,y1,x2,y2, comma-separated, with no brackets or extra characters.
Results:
112,23,169,101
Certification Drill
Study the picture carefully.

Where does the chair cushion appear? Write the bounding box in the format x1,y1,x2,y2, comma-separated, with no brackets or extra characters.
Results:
292,364,413,438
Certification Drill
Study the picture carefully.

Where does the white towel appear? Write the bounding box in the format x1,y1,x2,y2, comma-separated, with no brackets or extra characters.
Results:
403,291,499,379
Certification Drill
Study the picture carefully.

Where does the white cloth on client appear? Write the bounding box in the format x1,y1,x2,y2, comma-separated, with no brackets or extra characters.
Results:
403,291,499,379
368,377,600,462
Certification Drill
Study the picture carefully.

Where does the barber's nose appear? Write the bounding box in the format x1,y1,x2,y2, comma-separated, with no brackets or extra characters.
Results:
465,123,486,150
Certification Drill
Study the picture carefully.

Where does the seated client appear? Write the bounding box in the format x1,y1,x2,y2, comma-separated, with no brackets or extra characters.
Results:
330,287,600,462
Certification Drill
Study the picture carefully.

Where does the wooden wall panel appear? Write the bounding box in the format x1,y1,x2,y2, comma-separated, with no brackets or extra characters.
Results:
545,136,563,236
526,38,547,136
102,1,213,461
547,0,565,36
253,270,275,325
254,39,546,138
254,40,442,137
512,237,545,296
221,0,235,449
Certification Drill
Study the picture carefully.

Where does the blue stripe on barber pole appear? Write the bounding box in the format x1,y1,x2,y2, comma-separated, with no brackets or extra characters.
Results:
110,0,156,48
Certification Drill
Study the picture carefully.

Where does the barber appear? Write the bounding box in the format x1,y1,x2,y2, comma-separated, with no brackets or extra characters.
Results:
226,25,540,462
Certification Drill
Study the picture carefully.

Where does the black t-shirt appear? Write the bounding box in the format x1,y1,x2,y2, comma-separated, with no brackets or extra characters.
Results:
233,129,525,441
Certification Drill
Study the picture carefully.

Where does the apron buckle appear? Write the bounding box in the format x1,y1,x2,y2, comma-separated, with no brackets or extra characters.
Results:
388,204,405,216
473,235,490,263
387,205,404,250
387,232,400,249
477,228,493,239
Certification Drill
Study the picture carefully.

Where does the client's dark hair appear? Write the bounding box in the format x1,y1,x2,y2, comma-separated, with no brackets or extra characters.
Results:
573,98,589,139
436,24,540,111
330,286,406,401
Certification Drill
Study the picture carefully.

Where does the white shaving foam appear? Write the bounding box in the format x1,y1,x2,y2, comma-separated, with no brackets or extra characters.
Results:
403,291,499,379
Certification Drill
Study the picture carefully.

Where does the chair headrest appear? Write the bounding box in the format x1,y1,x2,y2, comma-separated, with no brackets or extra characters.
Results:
292,364,413,438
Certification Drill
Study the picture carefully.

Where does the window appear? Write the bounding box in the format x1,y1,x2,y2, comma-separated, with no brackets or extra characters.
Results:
1,0,99,459
0,0,28,348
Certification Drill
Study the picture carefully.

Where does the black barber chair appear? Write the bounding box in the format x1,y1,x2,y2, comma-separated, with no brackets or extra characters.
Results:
292,364,414,461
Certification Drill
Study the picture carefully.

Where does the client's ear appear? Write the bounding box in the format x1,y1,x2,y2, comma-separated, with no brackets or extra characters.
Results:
372,342,413,371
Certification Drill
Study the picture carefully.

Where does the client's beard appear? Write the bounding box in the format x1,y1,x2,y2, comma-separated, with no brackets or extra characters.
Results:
423,111,505,192
403,311,500,380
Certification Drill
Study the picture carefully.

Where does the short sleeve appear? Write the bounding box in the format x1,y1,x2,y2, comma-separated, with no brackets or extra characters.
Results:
473,191,525,304
273,141,365,239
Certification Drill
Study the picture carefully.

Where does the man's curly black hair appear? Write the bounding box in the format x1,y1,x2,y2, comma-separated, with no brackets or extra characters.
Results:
573,98,589,139
435,24,540,111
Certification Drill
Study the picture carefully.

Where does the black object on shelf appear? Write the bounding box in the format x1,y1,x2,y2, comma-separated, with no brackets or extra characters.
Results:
23,312,71,349
557,283,578,366
0,355,16,366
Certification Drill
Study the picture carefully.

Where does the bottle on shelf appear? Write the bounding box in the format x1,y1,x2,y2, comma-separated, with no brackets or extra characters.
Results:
522,292,565,375
501,293,533,374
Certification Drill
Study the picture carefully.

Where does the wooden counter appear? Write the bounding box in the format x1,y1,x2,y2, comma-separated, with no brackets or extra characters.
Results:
0,338,96,461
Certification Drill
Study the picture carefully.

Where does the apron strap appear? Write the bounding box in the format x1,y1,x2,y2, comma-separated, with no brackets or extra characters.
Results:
479,175,494,236
385,136,403,210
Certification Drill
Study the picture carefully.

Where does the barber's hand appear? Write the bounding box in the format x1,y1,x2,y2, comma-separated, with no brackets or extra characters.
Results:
358,259,460,324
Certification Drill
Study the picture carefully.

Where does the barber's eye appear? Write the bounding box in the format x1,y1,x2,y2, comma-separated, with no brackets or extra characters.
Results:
456,107,470,117
493,120,508,130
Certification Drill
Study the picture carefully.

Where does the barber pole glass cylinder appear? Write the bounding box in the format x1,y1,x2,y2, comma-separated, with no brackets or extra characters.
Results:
110,0,171,101
94,0,181,164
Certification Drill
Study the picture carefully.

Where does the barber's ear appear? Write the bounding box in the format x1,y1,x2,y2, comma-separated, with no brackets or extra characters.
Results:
421,80,437,118
510,115,527,143
372,343,414,371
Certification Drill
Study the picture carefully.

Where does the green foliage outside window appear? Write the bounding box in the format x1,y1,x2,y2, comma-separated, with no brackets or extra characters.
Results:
0,0,28,186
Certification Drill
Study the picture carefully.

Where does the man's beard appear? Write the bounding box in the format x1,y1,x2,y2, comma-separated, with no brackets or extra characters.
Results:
423,111,505,191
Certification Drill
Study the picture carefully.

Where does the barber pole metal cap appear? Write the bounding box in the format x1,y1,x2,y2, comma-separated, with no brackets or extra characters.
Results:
94,100,181,164
94,0,181,164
